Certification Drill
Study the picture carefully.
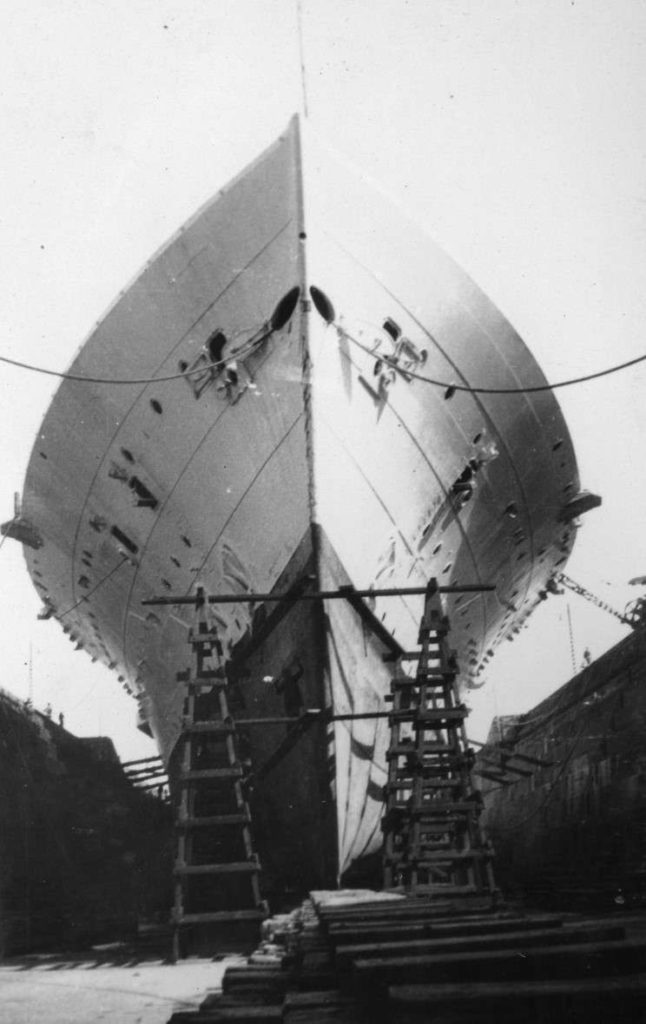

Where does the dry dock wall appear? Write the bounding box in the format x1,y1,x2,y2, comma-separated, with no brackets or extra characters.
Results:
478,630,646,907
0,690,172,956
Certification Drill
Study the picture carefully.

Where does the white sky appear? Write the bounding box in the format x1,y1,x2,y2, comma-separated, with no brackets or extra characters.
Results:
0,0,645,760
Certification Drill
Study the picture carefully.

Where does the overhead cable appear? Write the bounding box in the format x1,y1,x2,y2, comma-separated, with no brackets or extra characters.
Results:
0,328,265,385
58,555,130,620
1,328,643,393
341,328,646,395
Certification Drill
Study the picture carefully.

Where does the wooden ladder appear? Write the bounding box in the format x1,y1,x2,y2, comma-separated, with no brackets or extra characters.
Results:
171,593,267,959
382,579,496,898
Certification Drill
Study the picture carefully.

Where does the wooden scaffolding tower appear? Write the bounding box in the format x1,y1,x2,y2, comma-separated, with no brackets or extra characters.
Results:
382,580,496,897
171,592,267,959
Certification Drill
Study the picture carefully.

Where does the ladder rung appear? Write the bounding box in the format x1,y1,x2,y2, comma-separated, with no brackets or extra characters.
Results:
411,710,468,725
386,752,466,764
182,721,236,734
413,824,459,835
417,806,481,817
188,630,225,645
176,813,250,829
177,665,225,679
411,841,456,852
383,649,443,662
389,707,467,719
423,849,492,863
387,744,458,756
386,849,491,865
183,676,228,689
174,860,260,876
387,883,479,896
396,763,472,775
174,909,266,924
386,778,463,791
397,649,442,660
179,767,243,782
391,769,466,781
392,675,455,687
388,801,480,815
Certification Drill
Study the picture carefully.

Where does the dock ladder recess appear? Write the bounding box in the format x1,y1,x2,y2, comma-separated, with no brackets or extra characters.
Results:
381,579,496,898
171,590,268,960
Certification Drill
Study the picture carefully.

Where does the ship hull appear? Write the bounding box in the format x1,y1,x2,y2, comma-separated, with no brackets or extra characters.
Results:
21,117,582,887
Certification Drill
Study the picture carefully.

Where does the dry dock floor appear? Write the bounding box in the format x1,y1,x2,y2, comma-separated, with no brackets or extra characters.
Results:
0,950,242,1024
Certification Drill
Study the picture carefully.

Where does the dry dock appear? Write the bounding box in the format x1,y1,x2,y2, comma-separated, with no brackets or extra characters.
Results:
476,627,646,908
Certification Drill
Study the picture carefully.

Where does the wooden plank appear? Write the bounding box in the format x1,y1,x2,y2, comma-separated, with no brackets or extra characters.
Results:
295,970,338,993
174,861,259,875
392,673,454,684
179,767,243,781
325,911,508,935
388,801,479,814
176,908,266,924
184,678,228,689
414,708,468,723
176,813,251,828
224,964,288,975
201,993,282,1007
388,974,646,1006
283,998,366,1024
334,924,626,968
353,938,646,986
170,1008,282,1022
200,994,285,1018
385,778,462,791
387,744,456,756
145,583,494,606
283,1008,365,1024
317,898,469,919
328,914,562,943
184,722,236,734
391,883,480,896
188,630,226,644
384,849,491,864
315,905,446,921
284,991,357,1008
225,970,290,995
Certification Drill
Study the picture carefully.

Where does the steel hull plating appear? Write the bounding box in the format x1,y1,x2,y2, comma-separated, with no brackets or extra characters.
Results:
21,118,580,885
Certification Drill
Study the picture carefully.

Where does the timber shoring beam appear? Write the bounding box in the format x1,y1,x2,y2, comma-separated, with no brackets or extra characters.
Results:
124,765,168,781
142,581,495,607
121,754,164,768
228,708,464,726
238,708,406,783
